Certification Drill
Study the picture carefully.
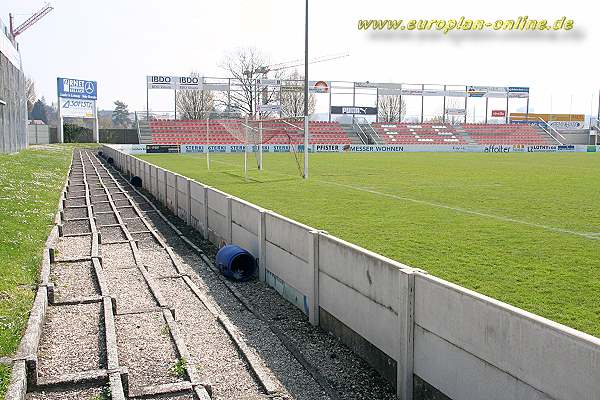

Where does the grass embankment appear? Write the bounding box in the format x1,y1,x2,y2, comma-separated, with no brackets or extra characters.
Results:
0,145,77,397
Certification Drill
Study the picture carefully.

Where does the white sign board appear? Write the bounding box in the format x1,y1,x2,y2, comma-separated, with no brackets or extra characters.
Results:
258,104,281,113
59,98,96,119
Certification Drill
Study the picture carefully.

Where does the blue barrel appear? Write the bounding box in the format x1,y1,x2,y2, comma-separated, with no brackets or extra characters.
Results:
215,245,257,281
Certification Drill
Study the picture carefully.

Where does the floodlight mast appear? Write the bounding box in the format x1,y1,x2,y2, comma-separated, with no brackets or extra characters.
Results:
303,0,309,179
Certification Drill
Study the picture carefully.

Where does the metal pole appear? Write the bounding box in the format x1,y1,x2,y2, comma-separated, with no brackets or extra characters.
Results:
328,83,332,122
174,89,177,120
420,84,424,123
244,117,248,181
227,78,231,111
206,117,210,170
442,85,446,123
259,120,263,171
464,88,468,124
303,0,309,179
375,88,379,123
146,82,149,121
506,96,509,123
485,96,488,124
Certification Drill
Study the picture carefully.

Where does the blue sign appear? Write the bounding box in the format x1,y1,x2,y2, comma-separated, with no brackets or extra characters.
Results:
508,86,529,93
57,77,97,100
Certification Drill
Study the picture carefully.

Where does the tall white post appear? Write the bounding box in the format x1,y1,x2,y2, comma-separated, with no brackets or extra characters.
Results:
259,120,263,171
206,117,210,170
93,115,99,143
303,115,309,179
244,117,248,182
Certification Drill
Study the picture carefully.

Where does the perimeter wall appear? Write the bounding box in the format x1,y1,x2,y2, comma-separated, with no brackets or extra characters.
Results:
0,29,26,153
102,144,600,400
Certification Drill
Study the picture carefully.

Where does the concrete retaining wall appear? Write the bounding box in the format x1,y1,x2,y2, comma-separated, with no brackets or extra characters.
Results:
28,124,50,144
100,145,600,400
0,45,27,153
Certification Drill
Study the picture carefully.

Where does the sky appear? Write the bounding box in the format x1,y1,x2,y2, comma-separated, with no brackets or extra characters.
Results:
2,0,599,118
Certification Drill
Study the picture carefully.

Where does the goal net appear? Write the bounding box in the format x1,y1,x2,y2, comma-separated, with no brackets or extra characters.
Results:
216,117,306,178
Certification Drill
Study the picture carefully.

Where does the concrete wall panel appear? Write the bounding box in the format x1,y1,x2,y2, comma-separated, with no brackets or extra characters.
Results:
165,171,177,212
232,223,259,258
414,324,552,400
231,198,260,235
189,181,206,233
265,212,313,262
265,241,311,296
176,175,189,222
414,274,600,400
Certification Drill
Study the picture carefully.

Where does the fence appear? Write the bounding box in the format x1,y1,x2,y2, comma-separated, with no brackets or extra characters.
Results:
101,144,600,400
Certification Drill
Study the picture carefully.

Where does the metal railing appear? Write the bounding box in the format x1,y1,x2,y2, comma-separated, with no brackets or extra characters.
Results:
536,117,565,145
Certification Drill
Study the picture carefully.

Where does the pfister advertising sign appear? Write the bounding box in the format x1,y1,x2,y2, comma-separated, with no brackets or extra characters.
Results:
57,77,97,100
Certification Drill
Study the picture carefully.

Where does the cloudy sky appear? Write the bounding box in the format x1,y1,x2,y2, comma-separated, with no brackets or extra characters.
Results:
2,0,598,117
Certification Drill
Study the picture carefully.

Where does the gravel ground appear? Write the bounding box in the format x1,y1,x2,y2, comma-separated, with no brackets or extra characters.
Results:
124,217,148,232
111,192,129,201
37,303,106,379
136,202,156,212
26,384,105,400
129,393,196,400
132,232,161,249
67,184,86,192
63,197,86,208
158,277,265,400
63,207,88,220
114,199,131,208
65,191,86,199
118,207,139,219
101,243,136,269
115,311,184,390
95,212,118,226
141,248,179,278
92,202,113,213
129,186,396,400
54,236,91,260
105,268,159,313
50,261,99,302
90,194,109,203
62,220,91,236
99,226,127,243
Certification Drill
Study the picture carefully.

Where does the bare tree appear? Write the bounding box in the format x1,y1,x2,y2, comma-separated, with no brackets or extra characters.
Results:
279,70,315,118
176,73,215,119
377,95,406,122
25,76,36,113
219,47,280,117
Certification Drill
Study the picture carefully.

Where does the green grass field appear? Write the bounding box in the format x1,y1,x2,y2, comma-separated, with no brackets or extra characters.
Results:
138,152,600,337
0,145,75,397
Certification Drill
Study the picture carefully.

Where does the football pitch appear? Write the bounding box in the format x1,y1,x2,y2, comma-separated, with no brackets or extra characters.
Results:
138,152,600,337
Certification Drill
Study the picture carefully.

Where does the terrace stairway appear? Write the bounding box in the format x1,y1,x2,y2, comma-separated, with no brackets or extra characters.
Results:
340,123,367,144
454,125,477,145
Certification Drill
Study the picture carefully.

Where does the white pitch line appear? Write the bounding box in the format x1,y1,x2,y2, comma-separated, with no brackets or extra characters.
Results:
320,180,600,241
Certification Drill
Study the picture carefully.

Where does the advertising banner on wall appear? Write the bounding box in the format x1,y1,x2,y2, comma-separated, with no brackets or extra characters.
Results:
309,81,330,93
111,143,598,155
446,108,466,116
510,113,585,129
491,110,506,117
330,106,377,115
59,98,96,118
507,87,530,98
